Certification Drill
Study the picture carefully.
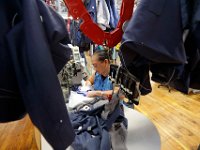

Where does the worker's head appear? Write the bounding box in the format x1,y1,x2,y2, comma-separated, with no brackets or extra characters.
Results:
92,50,110,76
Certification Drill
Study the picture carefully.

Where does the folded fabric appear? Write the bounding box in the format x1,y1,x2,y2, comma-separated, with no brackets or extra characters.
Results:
68,91,95,109
78,85,93,92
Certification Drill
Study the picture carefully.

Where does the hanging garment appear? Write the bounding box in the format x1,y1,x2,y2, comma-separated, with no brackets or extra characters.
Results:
192,0,200,29
120,0,186,65
96,0,110,30
119,48,152,95
150,63,185,92
151,1,200,94
180,0,193,29
180,0,200,30
190,60,200,90
119,0,189,95
115,0,122,15
169,29,200,93
105,0,119,29
190,23,200,90
0,0,75,149
70,0,97,50
151,33,200,94
0,1,26,122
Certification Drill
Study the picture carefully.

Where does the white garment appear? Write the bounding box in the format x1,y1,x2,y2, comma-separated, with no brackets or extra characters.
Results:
68,91,95,109
78,84,92,92
116,0,122,14
96,0,110,30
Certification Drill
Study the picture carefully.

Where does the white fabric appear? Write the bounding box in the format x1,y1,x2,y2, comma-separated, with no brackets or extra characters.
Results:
68,91,95,109
96,0,110,30
78,85,92,92
116,0,122,14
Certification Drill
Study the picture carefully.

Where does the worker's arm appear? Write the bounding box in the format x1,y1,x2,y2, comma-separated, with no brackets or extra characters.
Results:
85,73,95,86
87,90,113,98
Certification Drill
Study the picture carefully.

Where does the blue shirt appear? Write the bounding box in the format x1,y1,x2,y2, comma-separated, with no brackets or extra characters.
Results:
93,73,113,91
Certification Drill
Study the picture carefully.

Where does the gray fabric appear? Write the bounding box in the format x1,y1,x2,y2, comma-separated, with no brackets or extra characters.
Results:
101,93,120,120
96,0,110,30
115,0,122,14
109,123,128,150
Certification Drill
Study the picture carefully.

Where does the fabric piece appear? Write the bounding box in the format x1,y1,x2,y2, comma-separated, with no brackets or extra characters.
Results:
105,0,119,29
120,0,186,64
96,0,110,30
70,0,97,49
69,107,112,150
68,91,95,110
110,123,128,150
69,93,127,150
1,0,75,149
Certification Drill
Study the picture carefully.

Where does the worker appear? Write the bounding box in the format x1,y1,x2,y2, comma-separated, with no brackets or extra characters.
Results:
85,50,113,98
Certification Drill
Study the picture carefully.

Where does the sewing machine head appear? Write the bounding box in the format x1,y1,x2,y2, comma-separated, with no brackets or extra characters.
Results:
58,45,87,102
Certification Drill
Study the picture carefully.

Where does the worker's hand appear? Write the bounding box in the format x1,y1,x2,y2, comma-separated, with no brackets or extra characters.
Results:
114,86,125,99
86,91,97,97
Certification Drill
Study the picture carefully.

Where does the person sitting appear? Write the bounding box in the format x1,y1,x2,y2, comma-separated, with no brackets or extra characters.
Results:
85,50,113,98
84,50,128,150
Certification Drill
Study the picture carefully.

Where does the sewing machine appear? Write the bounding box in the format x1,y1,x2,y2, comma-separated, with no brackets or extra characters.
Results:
58,44,87,102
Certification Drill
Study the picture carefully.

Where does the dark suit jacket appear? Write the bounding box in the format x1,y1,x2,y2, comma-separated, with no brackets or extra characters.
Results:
0,0,75,149
149,1,200,94
118,0,188,95
120,0,187,65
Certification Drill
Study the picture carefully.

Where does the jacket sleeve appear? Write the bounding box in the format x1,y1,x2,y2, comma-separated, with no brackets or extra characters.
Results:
37,0,72,72
6,0,75,149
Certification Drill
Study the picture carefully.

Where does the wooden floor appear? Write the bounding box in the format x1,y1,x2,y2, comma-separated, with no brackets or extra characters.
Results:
0,53,199,149
135,82,200,150
0,115,38,150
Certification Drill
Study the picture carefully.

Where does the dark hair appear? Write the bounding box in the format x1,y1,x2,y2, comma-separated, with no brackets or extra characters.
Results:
94,50,110,63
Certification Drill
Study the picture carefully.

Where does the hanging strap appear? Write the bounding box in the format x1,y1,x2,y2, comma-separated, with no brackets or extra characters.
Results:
63,0,135,47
